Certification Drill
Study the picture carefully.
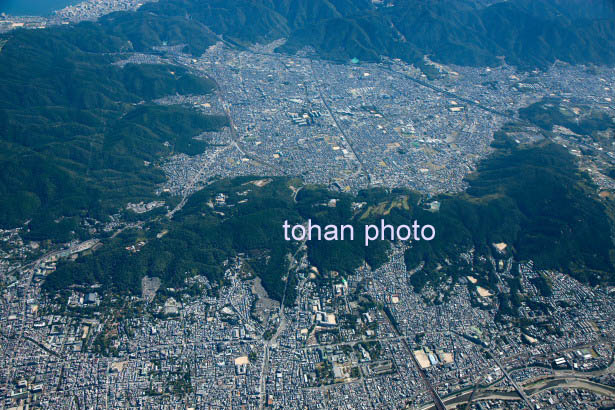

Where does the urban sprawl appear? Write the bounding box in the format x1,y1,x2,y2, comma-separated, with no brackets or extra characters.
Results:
1,1,615,409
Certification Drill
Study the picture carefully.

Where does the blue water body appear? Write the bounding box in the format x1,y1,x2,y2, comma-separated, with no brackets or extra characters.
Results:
0,0,79,16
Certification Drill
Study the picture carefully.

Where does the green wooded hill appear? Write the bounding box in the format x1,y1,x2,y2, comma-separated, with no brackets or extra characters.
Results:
45,134,615,301
404,135,615,290
0,21,227,231
519,98,615,136
44,177,303,304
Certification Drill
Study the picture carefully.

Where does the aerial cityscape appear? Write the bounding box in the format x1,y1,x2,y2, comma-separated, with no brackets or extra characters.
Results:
1,0,615,409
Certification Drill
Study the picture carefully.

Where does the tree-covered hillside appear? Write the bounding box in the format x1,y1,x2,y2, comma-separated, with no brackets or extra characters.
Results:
45,133,615,302
0,21,226,229
99,0,615,68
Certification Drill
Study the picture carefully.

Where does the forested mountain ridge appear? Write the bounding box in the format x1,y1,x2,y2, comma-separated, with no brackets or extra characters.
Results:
45,134,615,300
0,21,226,232
104,0,615,68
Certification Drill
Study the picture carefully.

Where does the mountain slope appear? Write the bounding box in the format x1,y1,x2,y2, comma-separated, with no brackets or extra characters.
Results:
279,0,615,67
0,22,226,230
